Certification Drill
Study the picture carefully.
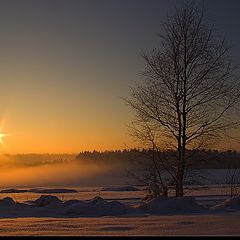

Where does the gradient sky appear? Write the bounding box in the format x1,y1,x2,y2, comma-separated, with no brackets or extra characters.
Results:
0,0,240,153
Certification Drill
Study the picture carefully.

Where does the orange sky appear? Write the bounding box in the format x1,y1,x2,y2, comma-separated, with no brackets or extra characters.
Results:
0,106,134,153
0,1,239,154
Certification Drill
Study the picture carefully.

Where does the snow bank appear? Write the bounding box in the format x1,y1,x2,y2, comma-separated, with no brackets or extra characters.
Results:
0,188,78,194
65,202,96,215
0,189,28,193
0,195,209,218
29,188,78,193
6,195,135,217
138,196,205,214
33,195,62,207
62,199,86,207
65,196,134,216
0,197,16,208
101,186,140,191
212,195,240,211
95,199,134,216
89,196,134,216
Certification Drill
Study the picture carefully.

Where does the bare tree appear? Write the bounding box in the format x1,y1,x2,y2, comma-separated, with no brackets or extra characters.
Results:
129,120,173,198
124,1,240,197
225,155,240,198
226,168,240,198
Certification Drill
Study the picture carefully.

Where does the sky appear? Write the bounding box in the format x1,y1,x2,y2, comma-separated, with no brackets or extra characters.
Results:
0,0,239,154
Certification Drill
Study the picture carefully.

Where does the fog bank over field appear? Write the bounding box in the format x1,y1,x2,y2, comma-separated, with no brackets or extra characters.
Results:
0,152,239,188
0,154,129,188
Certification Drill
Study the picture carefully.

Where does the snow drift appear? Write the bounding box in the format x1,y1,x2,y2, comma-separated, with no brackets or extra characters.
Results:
0,195,135,217
101,186,140,191
138,196,206,214
33,195,62,207
212,195,240,211
65,196,134,216
0,188,78,194
0,189,28,193
0,195,215,218
30,188,78,194
0,197,16,208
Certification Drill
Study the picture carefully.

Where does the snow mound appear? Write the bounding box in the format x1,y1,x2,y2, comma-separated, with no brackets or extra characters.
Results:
0,197,16,207
87,196,105,204
88,196,134,215
138,196,205,214
65,202,96,215
30,188,77,193
62,199,86,207
101,186,140,191
0,189,28,193
64,196,134,216
33,195,62,207
95,200,134,216
0,188,78,194
212,195,240,210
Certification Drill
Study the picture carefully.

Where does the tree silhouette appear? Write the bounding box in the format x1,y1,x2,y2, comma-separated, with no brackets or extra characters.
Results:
125,1,240,197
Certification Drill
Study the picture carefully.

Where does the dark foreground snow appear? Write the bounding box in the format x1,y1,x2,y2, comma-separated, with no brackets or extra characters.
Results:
211,195,240,211
137,196,207,214
0,193,239,218
0,192,239,235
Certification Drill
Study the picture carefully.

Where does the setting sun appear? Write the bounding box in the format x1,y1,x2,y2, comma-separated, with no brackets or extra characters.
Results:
0,132,6,145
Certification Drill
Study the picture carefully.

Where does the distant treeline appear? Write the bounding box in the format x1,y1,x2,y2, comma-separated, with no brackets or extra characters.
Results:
76,149,240,169
1,150,239,169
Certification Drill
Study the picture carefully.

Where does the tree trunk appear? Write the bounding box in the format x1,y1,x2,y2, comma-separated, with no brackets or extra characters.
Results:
176,146,185,197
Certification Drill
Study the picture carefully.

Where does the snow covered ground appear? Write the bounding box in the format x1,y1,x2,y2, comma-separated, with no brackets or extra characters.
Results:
0,184,239,235
0,213,239,236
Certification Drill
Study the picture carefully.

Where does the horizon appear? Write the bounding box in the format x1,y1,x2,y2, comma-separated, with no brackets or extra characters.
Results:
1,148,240,156
1,147,240,155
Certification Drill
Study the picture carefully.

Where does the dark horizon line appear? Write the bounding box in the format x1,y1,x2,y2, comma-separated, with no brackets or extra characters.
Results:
1,147,240,155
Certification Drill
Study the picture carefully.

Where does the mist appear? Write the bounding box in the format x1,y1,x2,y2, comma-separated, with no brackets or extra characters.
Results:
0,155,129,188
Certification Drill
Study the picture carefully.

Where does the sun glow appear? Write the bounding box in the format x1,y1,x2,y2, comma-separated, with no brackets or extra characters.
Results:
0,116,10,148
0,132,6,145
